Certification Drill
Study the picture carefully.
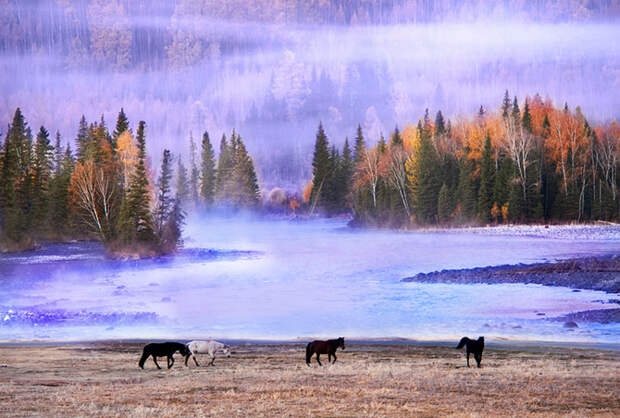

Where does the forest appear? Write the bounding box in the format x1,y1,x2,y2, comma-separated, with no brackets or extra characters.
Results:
1,89,619,253
1,1,618,192
0,108,260,254
308,92,620,227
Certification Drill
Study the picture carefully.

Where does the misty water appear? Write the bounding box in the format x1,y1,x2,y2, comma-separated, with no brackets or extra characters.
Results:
1,218,619,344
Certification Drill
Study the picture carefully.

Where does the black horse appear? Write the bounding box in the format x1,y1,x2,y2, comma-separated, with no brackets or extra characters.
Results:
138,342,189,369
306,337,345,366
455,336,484,368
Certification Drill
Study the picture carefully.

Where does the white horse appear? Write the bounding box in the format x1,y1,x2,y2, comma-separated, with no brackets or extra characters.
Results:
185,340,231,367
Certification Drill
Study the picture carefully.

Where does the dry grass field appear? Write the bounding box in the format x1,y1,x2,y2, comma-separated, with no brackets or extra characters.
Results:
0,342,618,417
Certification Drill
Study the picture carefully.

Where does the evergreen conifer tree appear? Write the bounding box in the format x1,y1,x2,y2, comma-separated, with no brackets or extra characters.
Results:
410,130,441,224
456,151,477,221
154,149,173,239
112,108,129,150
230,136,260,207
126,121,154,243
435,111,446,136
310,122,331,212
32,126,54,231
189,133,200,206
49,145,74,237
511,96,520,121
477,133,495,222
353,124,366,166
522,100,532,133
76,115,88,161
390,126,403,147
176,157,189,205
199,130,216,206
437,183,452,224
215,134,231,202
501,90,511,119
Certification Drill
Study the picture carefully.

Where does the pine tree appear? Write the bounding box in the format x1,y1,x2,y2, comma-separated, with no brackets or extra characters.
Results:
457,151,477,221
353,124,366,166
0,108,32,245
437,183,452,224
501,90,511,119
32,126,54,231
161,197,184,253
199,130,216,206
511,96,520,122
477,133,494,223
112,107,129,151
324,145,342,213
76,115,88,161
53,131,62,177
154,149,173,239
230,135,260,207
522,99,532,133
342,138,353,203
176,157,189,205
215,134,231,202
126,121,154,244
435,111,446,136
189,133,200,206
410,130,441,224
493,156,513,211
390,126,402,147
49,145,74,236
377,134,386,153
310,122,331,212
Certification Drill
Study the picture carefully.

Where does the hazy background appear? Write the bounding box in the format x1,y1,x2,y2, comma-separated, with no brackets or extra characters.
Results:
1,0,619,190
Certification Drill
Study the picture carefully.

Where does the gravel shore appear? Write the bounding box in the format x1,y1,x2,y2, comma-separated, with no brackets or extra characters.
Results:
402,255,620,323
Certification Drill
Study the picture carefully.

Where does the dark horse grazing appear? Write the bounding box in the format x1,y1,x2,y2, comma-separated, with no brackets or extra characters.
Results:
456,336,484,368
306,337,345,366
138,342,189,369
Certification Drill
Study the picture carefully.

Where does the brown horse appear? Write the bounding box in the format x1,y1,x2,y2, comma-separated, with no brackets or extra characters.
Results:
305,337,345,366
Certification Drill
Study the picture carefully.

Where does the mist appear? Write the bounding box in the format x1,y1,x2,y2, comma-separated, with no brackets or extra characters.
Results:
1,1,619,190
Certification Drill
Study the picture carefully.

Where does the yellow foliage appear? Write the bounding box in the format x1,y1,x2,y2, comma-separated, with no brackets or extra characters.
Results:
490,202,500,223
116,130,138,189
302,181,313,203
401,123,419,154
501,203,509,223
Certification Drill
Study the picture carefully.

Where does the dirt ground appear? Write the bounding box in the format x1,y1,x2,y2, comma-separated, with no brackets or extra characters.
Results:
0,342,618,417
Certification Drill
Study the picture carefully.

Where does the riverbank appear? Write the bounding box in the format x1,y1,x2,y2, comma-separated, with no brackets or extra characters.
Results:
402,255,620,324
0,342,617,416
402,255,620,293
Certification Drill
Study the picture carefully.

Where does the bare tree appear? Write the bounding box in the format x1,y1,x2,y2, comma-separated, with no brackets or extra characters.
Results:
70,160,115,242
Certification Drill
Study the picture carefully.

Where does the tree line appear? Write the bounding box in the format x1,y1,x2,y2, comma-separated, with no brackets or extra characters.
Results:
309,92,619,227
0,108,260,254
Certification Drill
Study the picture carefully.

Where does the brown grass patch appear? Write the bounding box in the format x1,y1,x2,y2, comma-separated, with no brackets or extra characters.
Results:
0,343,618,416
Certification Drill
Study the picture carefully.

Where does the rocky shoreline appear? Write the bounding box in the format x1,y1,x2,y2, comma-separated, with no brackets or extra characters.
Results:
402,255,620,323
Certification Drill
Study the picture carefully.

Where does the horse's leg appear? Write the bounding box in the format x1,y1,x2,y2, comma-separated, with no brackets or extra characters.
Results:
316,353,322,366
153,356,162,369
466,351,470,368
328,353,332,363
332,352,337,364
210,353,215,366
193,355,200,367
475,353,482,368
168,355,174,369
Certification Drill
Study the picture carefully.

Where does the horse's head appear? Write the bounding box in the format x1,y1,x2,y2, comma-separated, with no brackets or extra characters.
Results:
339,337,345,350
222,345,232,358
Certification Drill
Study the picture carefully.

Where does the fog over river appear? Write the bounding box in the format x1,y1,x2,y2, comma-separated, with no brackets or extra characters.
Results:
1,218,618,344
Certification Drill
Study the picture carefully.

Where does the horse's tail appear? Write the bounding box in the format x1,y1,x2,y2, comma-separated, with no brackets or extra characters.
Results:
456,337,469,349
305,342,313,365
138,347,149,369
